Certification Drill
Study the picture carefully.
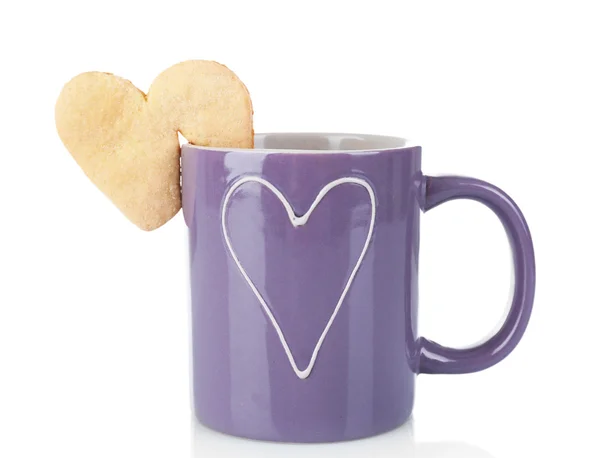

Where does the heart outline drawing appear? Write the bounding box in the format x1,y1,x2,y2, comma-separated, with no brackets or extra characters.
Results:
221,175,376,380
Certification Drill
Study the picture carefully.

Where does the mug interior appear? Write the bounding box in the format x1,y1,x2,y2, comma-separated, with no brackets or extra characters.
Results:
256,133,410,151
187,133,412,152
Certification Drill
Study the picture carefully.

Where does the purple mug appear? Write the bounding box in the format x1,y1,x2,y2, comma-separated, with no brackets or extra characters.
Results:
181,133,535,443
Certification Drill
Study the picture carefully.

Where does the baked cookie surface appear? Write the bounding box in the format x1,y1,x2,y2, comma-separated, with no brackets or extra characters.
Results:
55,60,253,231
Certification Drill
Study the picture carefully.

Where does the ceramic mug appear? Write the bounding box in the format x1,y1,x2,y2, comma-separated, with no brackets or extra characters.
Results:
181,133,535,443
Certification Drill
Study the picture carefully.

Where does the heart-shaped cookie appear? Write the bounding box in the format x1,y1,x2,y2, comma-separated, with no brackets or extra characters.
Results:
55,60,253,231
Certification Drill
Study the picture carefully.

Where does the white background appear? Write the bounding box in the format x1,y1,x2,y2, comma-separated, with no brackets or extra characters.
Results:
1,1,599,457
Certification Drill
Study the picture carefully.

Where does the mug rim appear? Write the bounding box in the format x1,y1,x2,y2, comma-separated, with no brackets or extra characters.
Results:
182,132,417,154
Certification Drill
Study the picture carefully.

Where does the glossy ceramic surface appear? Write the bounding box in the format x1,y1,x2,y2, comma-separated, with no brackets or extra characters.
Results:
181,133,535,443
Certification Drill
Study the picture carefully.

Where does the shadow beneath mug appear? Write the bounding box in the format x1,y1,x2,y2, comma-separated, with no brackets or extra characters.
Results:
191,418,496,458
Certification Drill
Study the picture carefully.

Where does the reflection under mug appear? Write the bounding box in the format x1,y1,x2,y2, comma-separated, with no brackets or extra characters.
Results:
181,133,535,443
192,419,497,458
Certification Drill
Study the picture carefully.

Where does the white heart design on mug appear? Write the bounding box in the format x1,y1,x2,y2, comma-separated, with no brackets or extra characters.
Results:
221,176,376,379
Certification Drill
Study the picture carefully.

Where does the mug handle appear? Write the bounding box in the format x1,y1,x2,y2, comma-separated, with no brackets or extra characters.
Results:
418,175,536,374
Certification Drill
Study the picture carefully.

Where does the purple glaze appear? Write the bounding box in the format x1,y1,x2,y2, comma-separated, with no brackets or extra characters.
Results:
181,133,535,443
